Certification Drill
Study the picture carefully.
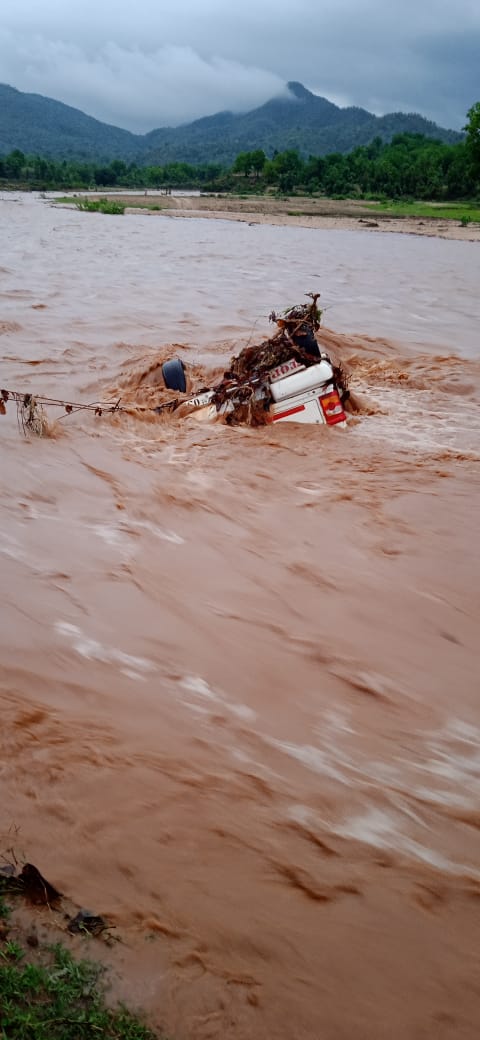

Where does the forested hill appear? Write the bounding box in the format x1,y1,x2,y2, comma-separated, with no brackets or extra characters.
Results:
0,84,143,161
0,80,462,164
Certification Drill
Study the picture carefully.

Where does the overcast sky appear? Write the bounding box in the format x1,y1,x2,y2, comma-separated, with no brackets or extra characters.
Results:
1,0,478,133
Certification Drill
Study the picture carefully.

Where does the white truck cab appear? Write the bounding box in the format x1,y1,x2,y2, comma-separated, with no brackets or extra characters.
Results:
184,354,347,427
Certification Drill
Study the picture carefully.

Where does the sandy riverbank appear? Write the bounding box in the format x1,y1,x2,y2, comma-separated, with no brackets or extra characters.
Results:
96,193,480,242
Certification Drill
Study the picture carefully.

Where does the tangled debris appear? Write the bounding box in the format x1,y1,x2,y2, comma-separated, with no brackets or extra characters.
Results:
230,293,323,382
0,860,109,939
0,387,124,436
67,909,108,937
1,862,61,906
17,395,49,436
211,293,349,426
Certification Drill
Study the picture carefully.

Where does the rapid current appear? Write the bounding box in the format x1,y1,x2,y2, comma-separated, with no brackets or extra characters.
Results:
1,192,480,1039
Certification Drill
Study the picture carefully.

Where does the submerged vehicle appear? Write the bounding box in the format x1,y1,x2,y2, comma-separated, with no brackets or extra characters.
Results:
0,293,349,435
162,354,347,427
160,293,349,428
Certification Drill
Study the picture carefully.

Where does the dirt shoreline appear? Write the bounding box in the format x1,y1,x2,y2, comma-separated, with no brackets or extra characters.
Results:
97,193,480,242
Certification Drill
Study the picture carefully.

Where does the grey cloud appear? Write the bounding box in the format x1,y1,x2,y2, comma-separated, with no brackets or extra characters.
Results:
0,32,286,130
2,0,479,131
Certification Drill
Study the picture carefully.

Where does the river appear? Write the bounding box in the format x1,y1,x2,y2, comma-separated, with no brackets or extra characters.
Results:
1,192,479,1040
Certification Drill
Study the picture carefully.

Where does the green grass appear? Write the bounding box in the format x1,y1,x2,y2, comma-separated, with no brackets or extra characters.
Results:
75,198,126,215
54,197,165,213
52,196,125,214
0,892,160,1039
371,199,480,222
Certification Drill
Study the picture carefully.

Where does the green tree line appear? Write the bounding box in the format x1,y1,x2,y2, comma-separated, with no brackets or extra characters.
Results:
1,103,479,199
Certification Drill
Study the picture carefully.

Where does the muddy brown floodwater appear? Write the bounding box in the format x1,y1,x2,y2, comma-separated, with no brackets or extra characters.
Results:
1,192,480,1040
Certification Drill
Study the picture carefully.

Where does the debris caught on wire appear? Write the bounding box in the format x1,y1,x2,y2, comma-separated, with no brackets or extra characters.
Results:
0,387,177,436
1,292,350,434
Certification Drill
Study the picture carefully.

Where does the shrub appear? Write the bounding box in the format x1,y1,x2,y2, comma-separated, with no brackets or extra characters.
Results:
75,198,125,215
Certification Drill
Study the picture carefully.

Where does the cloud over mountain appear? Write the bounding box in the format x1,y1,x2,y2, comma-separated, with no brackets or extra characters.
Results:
1,0,479,131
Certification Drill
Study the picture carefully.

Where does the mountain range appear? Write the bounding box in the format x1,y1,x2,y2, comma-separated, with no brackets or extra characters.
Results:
0,81,463,165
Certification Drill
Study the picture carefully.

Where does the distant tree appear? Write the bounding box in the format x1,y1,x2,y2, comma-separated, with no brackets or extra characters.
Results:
366,136,383,160
162,162,196,185
444,143,475,198
4,149,25,179
249,149,267,179
322,153,350,195
94,167,114,186
232,150,266,180
270,150,304,191
464,102,480,177
232,152,250,177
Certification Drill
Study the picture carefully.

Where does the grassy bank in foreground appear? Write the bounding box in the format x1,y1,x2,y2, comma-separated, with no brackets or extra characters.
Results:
0,891,160,1040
